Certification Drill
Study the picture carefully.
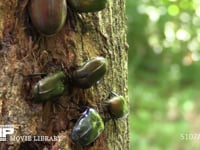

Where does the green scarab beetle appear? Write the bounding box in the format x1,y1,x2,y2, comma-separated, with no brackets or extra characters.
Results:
68,0,107,13
106,95,128,118
28,0,67,36
32,71,67,102
71,108,104,146
72,56,108,89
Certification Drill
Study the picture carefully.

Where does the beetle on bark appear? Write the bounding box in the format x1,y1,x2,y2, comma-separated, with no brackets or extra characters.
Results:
31,71,67,102
71,56,108,89
28,0,67,36
71,107,104,146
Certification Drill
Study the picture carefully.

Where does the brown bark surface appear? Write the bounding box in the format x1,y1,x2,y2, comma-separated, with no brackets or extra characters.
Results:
0,0,129,149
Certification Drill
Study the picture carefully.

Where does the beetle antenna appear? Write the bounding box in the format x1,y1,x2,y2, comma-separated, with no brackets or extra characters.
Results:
101,88,119,99
110,91,119,97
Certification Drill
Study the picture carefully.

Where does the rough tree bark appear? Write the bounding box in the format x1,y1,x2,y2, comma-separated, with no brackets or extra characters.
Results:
0,0,129,150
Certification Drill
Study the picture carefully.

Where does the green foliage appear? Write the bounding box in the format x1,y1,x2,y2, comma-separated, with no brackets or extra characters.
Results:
127,0,200,149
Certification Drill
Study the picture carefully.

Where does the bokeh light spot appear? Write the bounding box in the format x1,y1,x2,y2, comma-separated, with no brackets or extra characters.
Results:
168,4,180,16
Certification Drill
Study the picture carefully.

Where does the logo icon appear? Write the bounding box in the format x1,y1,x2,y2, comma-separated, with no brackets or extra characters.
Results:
0,125,14,141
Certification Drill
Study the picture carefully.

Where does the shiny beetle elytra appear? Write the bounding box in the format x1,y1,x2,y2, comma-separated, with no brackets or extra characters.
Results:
28,0,67,36
72,56,108,89
68,0,107,13
32,71,67,102
107,95,128,118
71,108,104,146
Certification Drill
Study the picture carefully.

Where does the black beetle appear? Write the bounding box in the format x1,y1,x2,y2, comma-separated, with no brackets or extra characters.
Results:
68,0,107,13
32,71,67,102
71,56,108,89
28,0,67,36
71,108,104,146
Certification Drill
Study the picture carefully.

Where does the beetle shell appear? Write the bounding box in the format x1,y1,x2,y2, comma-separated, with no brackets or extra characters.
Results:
28,0,67,36
71,108,104,146
72,57,108,89
32,71,66,102
107,96,128,118
68,0,107,12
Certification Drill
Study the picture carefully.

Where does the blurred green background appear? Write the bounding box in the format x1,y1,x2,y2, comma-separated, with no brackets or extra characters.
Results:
127,0,200,149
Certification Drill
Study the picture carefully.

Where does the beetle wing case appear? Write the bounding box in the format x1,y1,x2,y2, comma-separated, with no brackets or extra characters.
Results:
32,71,67,102
71,108,104,146
72,57,108,89
107,96,129,118
28,0,67,36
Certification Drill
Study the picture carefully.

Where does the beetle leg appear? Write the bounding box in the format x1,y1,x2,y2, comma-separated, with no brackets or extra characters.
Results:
67,6,78,31
69,118,78,124
23,73,47,78
111,116,117,132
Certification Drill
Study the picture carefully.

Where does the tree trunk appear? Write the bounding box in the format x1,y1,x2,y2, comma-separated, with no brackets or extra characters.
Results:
0,0,129,150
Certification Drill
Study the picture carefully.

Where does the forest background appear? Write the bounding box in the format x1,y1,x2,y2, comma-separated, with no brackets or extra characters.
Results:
127,0,200,149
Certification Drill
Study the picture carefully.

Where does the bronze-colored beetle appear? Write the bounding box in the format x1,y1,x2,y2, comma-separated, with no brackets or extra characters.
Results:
28,0,67,36
106,95,128,118
68,0,107,13
71,57,108,89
